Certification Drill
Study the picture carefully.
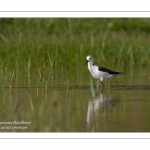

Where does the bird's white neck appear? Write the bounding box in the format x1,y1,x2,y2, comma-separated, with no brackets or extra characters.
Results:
88,61,93,71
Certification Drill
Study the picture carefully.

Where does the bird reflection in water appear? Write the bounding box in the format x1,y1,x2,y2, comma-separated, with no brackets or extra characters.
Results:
87,91,113,131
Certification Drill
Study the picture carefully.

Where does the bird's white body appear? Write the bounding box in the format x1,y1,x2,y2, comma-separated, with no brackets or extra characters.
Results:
88,64,114,81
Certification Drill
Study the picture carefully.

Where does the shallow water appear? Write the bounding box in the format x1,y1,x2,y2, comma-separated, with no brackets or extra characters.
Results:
0,68,150,132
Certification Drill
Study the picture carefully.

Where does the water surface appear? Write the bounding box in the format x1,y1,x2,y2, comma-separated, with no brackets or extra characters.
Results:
0,68,150,132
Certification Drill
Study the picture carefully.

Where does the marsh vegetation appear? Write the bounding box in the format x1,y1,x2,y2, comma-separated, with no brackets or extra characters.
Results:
0,18,150,132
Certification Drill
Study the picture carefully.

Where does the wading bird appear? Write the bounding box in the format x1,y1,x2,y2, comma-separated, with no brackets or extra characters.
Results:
83,55,124,88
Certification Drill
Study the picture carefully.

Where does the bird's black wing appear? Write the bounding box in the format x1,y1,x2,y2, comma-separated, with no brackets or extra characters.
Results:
98,66,123,74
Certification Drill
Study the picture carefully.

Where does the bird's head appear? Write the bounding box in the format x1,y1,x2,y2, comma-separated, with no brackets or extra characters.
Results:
83,55,93,66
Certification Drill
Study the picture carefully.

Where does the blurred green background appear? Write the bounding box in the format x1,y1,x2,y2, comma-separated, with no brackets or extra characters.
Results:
0,18,150,71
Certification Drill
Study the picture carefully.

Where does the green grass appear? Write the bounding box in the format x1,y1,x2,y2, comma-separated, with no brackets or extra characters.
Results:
0,18,150,72
0,18,150,89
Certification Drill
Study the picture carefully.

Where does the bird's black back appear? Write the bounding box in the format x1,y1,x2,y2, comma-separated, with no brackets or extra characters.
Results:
98,66,124,74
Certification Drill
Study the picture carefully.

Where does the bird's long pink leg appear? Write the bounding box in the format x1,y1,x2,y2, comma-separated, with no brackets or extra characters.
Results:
100,81,105,88
100,81,105,93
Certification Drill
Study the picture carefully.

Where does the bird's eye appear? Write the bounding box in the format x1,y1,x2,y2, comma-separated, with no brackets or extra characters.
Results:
90,58,91,59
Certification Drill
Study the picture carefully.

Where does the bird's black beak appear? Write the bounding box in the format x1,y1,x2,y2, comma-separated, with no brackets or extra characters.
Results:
83,60,88,66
